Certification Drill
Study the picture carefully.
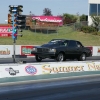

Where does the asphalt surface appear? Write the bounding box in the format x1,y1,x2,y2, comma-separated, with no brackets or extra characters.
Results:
0,56,100,64
0,75,100,100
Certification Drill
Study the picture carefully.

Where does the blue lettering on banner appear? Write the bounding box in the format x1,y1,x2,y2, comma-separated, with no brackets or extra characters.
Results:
25,66,37,75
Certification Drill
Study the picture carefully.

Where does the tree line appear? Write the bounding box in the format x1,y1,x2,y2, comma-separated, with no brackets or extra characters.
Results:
42,8,100,33
30,8,100,34
30,8,88,24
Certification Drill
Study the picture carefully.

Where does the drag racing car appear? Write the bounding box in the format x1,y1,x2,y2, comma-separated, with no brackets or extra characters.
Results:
31,39,92,62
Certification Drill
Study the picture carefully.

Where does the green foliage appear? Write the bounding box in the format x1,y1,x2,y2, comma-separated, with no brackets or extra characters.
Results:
81,26,97,33
97,31,100,36
63,13,77,24
80,14,87,21
43,8,52,16
75,23,82,31
91,16,100,31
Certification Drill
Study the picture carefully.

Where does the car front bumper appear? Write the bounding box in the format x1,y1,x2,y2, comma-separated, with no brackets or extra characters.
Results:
31,51,56,58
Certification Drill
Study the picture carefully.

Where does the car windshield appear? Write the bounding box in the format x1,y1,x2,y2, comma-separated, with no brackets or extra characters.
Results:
48,40,62,44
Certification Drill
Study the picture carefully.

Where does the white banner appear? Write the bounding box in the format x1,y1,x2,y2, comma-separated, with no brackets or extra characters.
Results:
41,62,100,74
0,45,13,58
0,45,20,58
0,64,42,78
93,46,100,56
0,62,100,78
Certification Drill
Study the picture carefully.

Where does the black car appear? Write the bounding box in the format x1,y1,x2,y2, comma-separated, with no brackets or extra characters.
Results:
31,39,92,62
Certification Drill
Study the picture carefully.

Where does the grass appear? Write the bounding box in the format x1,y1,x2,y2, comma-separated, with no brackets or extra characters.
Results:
0,26,100,46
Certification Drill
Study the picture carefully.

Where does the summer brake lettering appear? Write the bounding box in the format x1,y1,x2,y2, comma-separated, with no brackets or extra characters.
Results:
87,63,100,71
42,65,84,74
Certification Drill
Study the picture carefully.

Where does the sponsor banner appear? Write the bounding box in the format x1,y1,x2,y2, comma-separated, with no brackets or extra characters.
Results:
32,16,63,26
21,45,35,56
92,46,100,56
41,62,100,74
0,45,21,58
97,46,100,55
0,45,13,58
0,33,11,37
0,64,42,78
0,26,12,37
0,62,100,78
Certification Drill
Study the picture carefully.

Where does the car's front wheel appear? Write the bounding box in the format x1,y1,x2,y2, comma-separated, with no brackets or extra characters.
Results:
77,53,86,61
35,55,42,62
56,53,65,62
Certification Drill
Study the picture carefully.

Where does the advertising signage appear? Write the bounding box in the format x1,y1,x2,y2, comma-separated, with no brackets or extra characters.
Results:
32,16,63,26
0,26,12,37
21,46,34,56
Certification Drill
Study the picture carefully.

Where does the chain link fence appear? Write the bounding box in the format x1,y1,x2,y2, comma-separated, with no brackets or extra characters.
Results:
25,21,88,34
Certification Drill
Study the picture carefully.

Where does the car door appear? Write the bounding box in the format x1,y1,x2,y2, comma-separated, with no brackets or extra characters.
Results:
57,40,68,52
66,40,78,57
75,41,84,55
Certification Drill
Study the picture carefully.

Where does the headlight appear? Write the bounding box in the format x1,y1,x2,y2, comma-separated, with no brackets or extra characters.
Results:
49,49,56,52
33,48,37,51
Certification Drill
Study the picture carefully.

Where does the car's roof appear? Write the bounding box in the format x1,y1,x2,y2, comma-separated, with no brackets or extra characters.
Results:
50,39,78,41
51,38,71,40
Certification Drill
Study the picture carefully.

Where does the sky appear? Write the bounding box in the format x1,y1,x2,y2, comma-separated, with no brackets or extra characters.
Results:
0,0,88,23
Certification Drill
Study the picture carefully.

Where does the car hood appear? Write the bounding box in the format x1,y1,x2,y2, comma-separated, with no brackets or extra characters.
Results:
41,43,56,48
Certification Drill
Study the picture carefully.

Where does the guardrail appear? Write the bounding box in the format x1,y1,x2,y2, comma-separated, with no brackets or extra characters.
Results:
0,60,100,99
0,45,100,58
0,61,100,78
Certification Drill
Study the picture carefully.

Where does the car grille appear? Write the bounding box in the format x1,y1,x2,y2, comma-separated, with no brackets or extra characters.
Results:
37,48,49,52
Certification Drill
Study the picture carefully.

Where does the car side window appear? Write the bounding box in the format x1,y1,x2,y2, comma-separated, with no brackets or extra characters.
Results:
68,41,77,47
64,40,68,46
60,41,65,46
76,41,83,48
59,41,68,46
60,40,68,46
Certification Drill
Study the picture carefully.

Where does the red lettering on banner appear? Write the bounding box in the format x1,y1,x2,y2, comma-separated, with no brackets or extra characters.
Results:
21,46,34,56
0,26,12,37
98,48,100,53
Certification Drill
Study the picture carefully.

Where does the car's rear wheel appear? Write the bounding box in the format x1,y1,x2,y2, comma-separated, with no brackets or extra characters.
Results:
77,53,86,61
35,55,42,62
56,53,65,62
